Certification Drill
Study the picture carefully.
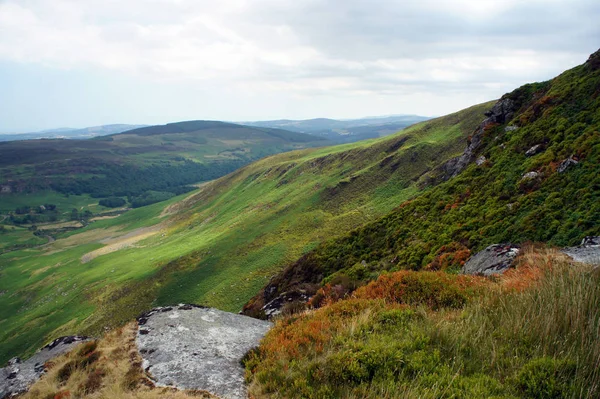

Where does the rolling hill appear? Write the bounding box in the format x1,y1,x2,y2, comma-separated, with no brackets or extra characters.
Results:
0,120,326,231
244,115,431,143
0,101,488,364
0,124,147,142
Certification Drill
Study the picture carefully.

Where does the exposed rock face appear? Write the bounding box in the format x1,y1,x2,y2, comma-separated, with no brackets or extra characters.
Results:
525,144,543,156
521,171,540,180
462,244,520,275
562,237,600,265
136,304,272,399
0,336,88,399
557,156,578,173
442,97,516,179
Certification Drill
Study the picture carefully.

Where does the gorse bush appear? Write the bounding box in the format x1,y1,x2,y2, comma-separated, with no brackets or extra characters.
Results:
246,249,600,398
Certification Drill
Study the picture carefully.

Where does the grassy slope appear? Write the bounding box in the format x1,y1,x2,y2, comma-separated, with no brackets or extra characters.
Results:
0,102,490,364
246,248,600,398
243,50,600,316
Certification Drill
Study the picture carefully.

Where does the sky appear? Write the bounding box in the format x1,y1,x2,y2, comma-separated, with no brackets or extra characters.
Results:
0,0,599,132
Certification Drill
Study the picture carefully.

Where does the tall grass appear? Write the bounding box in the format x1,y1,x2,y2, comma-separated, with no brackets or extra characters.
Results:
246,249,600,398
434,249,600,397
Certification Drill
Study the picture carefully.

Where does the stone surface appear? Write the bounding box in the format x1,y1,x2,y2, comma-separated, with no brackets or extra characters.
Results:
521,171,540,180
462,244,520,275
525,144,543,156
561,236,600,265
557,156,578,173
475,155,487,166
136,304,272,399
442,97,516,179
0,336,88,399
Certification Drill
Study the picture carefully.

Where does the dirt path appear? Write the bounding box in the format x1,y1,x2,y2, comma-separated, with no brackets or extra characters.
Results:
80,224,164,263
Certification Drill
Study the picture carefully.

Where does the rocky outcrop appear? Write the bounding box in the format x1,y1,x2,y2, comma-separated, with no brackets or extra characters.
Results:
136,304,272,399
562,237,600,265
557,156,578,173
461,244,520,275
442,97,517,179
525,144,543,156
521,171,540,180
0,336,88,399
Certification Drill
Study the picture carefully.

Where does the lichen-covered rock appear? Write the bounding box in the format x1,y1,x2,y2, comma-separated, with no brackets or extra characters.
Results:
0,336,88,399
562,236,600,265
136,304,272,399
462,244,520,275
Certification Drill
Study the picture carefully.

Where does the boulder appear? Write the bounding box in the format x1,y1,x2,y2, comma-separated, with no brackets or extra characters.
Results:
525,144,543,156
0,336,88,399
521,171,540,180
557,156,578,173
476,155,487,166
462,244,520,275
136,304,272,399
561,236,600,265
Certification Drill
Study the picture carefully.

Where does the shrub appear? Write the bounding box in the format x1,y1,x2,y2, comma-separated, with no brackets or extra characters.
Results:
516,357,576,398
354,270,487,309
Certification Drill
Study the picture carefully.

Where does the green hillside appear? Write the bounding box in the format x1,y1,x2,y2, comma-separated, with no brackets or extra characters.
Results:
244,49,600,317
240,50,600,399
0,101,490,364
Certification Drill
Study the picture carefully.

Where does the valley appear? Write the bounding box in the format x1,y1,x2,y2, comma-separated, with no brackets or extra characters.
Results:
0,48,599,399
0,102,489,364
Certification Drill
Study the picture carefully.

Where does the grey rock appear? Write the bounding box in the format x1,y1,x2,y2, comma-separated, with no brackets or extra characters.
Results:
525,144,543,156
136,304,272,399
521,171,540,180
476,155,487,166
505,125,519,132
557,157,578,173
442,97,516,179
561,236,600,265
462,244,521,276
0,336,88,398
261,291,309,318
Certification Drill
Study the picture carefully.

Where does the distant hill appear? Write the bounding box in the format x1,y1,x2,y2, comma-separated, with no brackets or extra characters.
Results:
0,124,147,142
0,120,326,202
243,115,431,143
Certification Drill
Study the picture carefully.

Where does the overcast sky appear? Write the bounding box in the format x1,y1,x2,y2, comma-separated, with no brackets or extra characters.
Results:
0,0,599,132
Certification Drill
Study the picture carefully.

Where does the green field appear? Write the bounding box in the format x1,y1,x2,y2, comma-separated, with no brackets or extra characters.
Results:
0,102,490,363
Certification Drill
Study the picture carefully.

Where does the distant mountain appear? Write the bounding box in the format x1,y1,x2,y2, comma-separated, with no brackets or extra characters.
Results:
0,124,147,142
243,115,431,143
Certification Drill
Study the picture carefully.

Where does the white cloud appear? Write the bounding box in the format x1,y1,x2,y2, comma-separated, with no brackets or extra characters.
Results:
0,0,598,126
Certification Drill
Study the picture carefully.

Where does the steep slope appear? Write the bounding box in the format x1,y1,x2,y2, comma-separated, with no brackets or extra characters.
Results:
0,102,489,365
243,49,600,317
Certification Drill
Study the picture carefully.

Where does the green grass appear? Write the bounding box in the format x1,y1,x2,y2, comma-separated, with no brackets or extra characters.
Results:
0,191,102,214
245,52,600,315
246,250,600,398
0,102,489,364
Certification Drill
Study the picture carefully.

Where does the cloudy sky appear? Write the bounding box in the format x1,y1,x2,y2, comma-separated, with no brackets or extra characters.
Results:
0,0,599,131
